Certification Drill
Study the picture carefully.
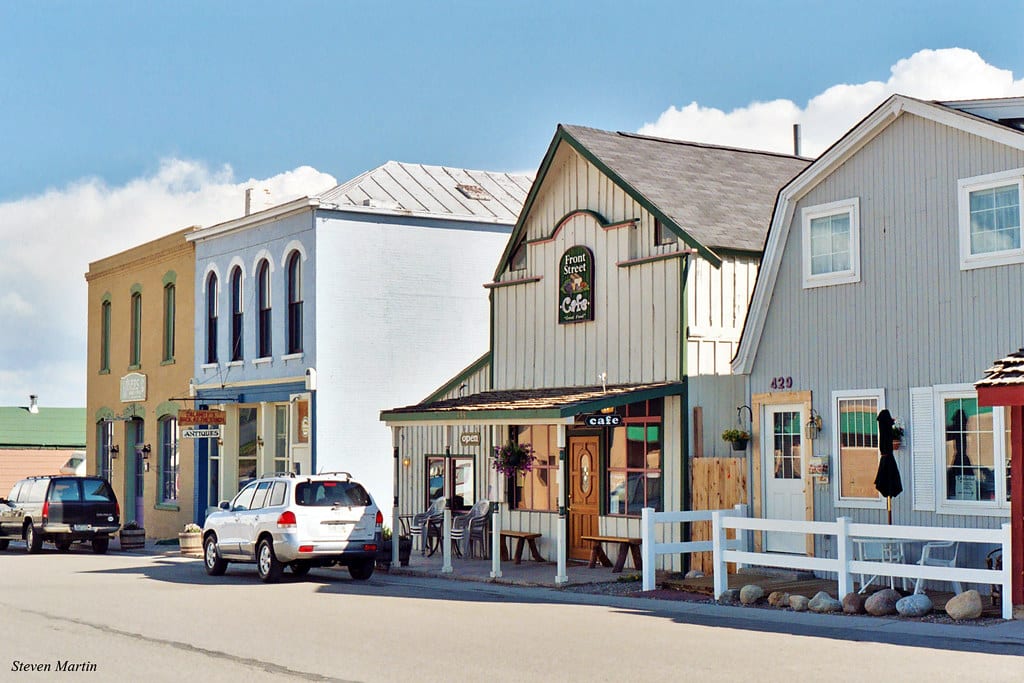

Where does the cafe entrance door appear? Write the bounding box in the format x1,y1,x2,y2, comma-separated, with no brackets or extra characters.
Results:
568,435,600,561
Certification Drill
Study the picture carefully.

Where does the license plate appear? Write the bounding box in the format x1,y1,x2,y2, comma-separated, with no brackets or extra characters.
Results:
72,524,92,531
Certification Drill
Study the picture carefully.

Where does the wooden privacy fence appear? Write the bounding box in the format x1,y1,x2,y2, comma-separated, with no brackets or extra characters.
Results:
710,513,1014,620
690,457,747,574
639,505,748,592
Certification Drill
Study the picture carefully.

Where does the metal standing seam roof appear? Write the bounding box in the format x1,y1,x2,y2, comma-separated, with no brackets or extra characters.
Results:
381,382,685,422
976,349,1024,388
0,407,87,448
559,125,810,252
317,161,535,223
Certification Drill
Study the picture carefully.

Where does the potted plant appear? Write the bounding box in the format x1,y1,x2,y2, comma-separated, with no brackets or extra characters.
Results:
891,419,905,450
721,428,750,451
119,521,146,551
376,526,412,570
178,523,203,557
493,441,536,506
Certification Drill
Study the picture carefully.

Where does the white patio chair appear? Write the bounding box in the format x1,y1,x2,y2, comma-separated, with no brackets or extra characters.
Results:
410,497,446,554
914,541,963,595
450,500,490,558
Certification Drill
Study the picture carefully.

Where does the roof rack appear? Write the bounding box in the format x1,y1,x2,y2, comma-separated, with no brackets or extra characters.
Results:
259,472,297,479
314,471,352,481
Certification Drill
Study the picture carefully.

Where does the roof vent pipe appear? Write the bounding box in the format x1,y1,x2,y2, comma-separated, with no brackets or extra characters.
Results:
244,188,254,216
28,395,39,414
793,124,802,157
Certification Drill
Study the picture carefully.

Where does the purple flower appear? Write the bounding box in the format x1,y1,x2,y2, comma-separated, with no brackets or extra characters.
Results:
492,441,536,477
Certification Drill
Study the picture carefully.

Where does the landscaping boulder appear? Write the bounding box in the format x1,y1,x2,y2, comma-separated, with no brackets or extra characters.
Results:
717,589,740,604
739,584,765,605
789,595,809,612
842,592,867,614
808,591,842,613
896,593,932,617
945,590,983,620
768,591,790,608
684,570,705,579
865,588,901,616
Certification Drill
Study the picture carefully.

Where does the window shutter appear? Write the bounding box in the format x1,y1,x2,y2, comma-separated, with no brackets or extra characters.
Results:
910,386,935,512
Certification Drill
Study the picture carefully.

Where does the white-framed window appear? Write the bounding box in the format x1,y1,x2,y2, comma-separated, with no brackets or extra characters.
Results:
933,385,1010,515
958,168,1024,270
832,389,886,509
801,197,860,288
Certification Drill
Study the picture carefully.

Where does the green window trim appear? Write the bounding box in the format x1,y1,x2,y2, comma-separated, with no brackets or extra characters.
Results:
100,299,111,373
156,401,179,419
130,291,142,367
161,270,177,286
163,283,176,362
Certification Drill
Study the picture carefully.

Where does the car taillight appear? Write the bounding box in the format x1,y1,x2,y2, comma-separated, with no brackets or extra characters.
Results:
298,545,314,553
42,501,49,520
375,510,383,528
115,501,120,518
276,510,297,528
363,544,377,552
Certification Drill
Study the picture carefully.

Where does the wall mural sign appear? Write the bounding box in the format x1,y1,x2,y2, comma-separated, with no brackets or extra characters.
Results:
558,245,594,324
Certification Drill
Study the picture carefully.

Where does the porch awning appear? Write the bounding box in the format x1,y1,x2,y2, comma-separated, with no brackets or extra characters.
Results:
380,381,685,426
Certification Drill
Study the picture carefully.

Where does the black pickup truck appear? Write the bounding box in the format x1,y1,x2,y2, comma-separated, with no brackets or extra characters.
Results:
0,476,120,553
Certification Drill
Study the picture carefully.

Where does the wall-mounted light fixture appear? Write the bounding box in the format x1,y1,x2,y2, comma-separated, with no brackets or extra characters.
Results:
805,409,823,441
141,444,152,459
110,444,119,457
257,436,264,447
402,457,411,468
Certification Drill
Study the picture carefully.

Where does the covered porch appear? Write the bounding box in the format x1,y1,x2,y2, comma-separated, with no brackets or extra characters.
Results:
380,381,686,585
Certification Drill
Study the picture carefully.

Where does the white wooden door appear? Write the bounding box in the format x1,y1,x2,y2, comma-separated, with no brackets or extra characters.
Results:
762,404,806,554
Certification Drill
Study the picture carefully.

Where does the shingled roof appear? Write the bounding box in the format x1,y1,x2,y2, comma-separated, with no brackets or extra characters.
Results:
559,126,809,253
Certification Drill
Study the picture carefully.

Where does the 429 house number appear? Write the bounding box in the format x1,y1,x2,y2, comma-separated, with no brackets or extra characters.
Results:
770,376,793,390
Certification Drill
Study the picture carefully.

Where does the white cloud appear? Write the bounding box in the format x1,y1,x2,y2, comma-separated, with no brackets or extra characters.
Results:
639,48,1024,157
0,161,336,408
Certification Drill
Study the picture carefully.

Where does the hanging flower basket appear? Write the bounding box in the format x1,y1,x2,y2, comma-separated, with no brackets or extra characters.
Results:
492,441,536,478
721,429,750,452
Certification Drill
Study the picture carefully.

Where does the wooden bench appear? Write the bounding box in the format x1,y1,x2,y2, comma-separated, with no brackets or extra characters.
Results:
581,535,642,573
499,530,544,564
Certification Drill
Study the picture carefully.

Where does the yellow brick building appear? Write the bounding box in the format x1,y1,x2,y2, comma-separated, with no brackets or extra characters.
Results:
85,227,196,540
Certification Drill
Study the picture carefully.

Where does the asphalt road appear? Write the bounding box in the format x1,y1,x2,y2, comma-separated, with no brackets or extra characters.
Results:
0,545,1021,682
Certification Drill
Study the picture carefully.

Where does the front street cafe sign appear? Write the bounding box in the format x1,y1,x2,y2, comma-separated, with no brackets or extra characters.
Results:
558,245,594,324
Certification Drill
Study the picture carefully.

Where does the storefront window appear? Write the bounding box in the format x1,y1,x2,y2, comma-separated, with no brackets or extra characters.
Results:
513,425,558,511
425,455,474,510
238,407,258,489
97,420,113,481
607,399,663,515
943,396,1000,502
274,405,289,474
208,437,220,506
159,416,179,503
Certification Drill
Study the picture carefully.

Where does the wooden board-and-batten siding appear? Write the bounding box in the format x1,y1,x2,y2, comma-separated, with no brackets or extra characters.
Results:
749,112,1024,564
690,457,748,575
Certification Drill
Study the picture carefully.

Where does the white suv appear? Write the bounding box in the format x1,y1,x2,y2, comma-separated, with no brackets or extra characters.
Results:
201,472,382,583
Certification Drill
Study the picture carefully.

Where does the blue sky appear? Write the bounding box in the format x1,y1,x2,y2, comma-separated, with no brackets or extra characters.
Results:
1,1,1023,407
2,1,1022,201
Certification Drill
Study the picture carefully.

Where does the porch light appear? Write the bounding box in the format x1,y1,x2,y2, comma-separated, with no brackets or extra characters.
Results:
805,410,823,441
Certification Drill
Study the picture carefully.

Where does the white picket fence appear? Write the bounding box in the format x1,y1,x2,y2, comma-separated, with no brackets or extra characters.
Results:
640,506,1014,620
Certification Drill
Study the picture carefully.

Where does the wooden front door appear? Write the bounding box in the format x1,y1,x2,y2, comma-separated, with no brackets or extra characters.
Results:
569,436,600,560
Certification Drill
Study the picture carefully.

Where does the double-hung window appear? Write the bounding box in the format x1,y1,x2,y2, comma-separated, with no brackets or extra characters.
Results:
230,267,243,361
286,252,303,354
129,291,142,368
958,168,1024,270
832,389,885,508
801,198,860,288
257,260,272,358
159,416,179,503
206,273,218,364
162,283,175,362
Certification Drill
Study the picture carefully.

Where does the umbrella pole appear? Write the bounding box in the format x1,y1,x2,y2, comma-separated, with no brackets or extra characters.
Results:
886,496,892,525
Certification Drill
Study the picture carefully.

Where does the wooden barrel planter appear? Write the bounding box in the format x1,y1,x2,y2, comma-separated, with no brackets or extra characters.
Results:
178,532,202,557
119,528,146,551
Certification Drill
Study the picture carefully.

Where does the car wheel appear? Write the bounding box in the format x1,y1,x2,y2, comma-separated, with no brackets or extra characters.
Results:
204,535,227,576
24,524,42,554
348,558,374,581
289,561,311,577
56,539,72,552
0,539,10,551
256,539,283,583
92,537,109,554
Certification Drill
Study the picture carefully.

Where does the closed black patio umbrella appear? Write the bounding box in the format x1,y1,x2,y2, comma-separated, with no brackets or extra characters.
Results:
875,409,903,524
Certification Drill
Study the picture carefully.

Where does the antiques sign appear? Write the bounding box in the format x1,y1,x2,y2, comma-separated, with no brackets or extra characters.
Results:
558,245,594,324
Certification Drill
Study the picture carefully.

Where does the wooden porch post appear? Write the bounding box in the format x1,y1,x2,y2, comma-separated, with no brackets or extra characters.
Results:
441,426,453,574
1011,406,1023,606
391,427,400,569
556,424,568,584
490,424,502,579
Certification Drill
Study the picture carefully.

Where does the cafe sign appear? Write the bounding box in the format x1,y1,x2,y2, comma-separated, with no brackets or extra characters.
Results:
558,245,594,324
582,413,622,427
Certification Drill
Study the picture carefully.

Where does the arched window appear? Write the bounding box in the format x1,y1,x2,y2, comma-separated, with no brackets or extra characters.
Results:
130,292,142,367
230,267,243,361
97,419,113,481
100,300,111,372
162,284,175,362
286,251,303,354
159,415,179,503
257,260,272,358
206,272,218,364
